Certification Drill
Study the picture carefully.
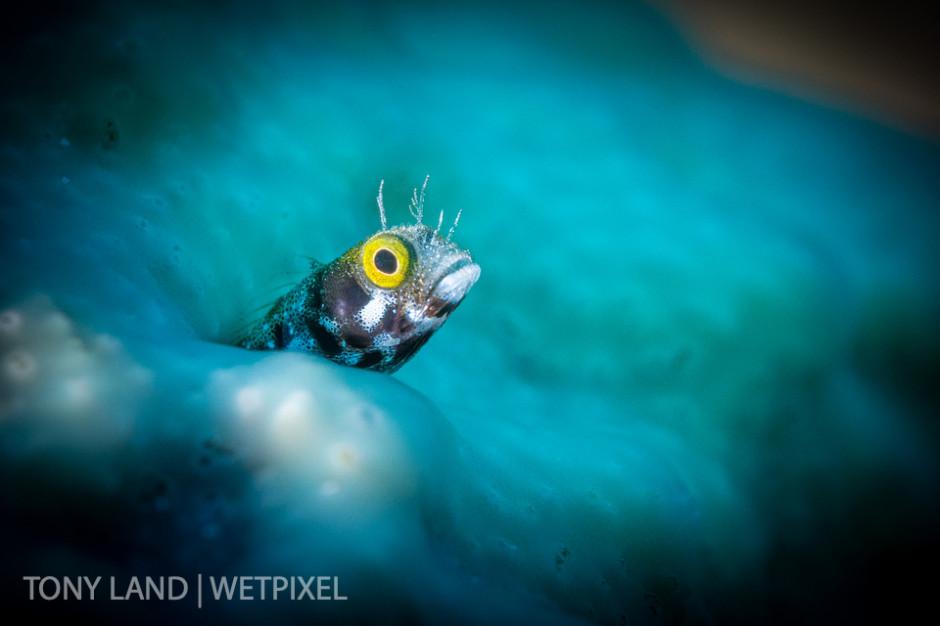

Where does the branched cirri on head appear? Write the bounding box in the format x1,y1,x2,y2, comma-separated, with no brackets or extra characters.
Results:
238,176,480,373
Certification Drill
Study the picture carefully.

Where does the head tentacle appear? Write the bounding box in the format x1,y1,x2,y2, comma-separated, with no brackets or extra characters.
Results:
377,179,387,231
378,175,461,241
410,175,429,225
446,208,463,243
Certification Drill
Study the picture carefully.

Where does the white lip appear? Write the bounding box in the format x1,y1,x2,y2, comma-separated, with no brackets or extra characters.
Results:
432,262,481,303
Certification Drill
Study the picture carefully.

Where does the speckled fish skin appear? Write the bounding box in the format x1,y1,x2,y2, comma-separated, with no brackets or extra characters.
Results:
239,181,480,373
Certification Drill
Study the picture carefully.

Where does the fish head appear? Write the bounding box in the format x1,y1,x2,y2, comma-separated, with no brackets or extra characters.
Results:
320,223,480,372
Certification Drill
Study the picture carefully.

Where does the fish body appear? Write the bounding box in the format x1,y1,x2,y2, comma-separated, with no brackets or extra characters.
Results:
239,178,479,373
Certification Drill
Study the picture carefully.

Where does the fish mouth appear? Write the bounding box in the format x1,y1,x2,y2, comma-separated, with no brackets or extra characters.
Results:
424,259,481,318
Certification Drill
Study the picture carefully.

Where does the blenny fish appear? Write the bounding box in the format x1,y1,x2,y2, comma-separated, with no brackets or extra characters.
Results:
238,177,480,373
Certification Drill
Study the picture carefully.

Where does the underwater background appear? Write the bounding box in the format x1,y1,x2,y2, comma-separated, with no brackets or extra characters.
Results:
2,0,938,623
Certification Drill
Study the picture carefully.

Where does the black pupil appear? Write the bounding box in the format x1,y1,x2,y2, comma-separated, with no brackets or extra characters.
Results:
374,248,398,274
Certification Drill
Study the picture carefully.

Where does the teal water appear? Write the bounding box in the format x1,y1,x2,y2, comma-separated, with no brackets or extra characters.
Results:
2,1,938,623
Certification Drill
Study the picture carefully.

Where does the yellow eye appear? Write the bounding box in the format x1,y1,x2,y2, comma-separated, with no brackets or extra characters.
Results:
362,234,411,288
